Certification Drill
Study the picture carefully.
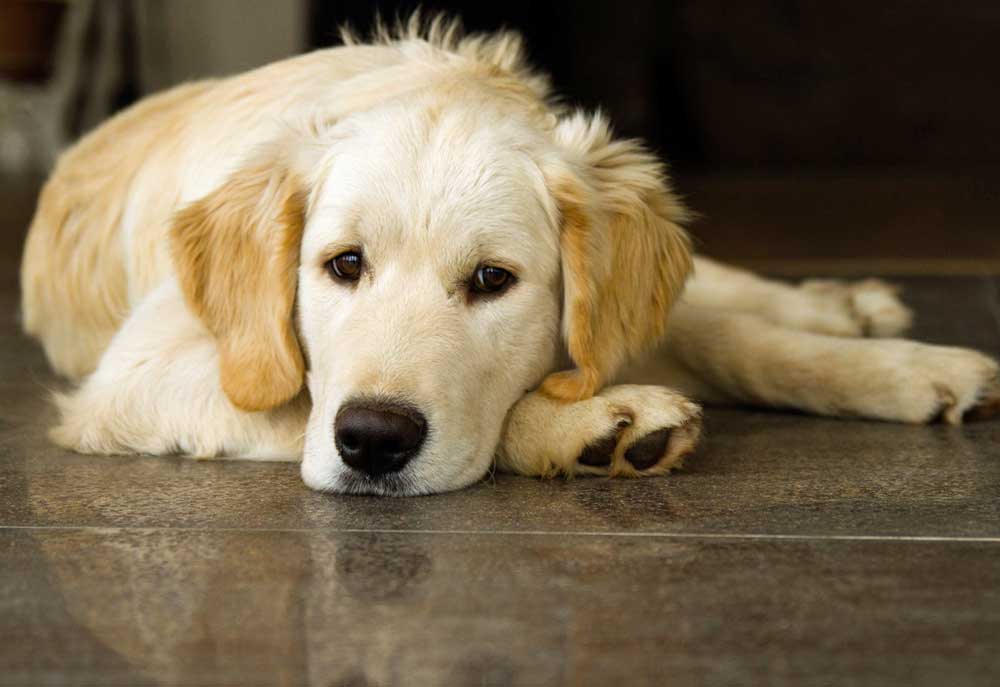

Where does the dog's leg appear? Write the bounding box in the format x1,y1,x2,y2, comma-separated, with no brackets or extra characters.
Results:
497,385,702,478
686,257,912,337
630,303,1000,424
50,282,308,459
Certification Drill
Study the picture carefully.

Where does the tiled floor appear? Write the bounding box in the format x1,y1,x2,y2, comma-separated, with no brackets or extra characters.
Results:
2,175,999,686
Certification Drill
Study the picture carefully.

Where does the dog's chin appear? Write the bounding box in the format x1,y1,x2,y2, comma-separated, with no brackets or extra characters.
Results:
300,458,490,496
331,470,421,496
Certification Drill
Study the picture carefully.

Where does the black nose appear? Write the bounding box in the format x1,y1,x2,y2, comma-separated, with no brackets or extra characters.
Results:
334,400,428,477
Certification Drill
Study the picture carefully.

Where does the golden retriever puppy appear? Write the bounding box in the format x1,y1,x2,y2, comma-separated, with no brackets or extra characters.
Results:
21,17,999,495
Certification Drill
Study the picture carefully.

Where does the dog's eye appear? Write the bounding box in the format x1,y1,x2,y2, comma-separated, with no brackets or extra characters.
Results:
326,251,363,282
471,265,514,295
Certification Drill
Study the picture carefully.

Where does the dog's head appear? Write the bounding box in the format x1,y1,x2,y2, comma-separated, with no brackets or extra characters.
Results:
171,88,690,495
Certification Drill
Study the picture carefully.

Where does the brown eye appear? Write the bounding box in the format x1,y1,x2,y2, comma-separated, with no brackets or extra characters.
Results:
472,265,514,294
326,251,363,281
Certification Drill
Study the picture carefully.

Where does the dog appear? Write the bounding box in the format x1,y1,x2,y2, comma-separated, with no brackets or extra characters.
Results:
20,16,1000,495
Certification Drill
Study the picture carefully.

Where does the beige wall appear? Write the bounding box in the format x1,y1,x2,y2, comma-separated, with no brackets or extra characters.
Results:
134,0,307,93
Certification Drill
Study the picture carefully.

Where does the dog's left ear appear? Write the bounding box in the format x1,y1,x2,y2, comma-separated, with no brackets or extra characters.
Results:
540,111,694,401
170,144,312,412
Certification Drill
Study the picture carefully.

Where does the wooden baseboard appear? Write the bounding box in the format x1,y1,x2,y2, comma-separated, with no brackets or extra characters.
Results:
721,258,1000,277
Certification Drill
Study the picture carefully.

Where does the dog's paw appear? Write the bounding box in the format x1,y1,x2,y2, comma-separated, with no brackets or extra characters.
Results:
887,345,999,424
577,386,703,477
800,278,913,338
499,385,702,478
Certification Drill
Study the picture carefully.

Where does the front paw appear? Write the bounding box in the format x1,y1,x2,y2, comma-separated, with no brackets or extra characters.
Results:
500,385,702,478
584,385,702,477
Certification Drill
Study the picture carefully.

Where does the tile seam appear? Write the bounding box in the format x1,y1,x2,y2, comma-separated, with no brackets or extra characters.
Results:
1,524,999,543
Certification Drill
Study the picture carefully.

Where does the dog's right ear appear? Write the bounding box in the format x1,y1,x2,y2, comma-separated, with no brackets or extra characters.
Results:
170,143,316,412
539,111,694,401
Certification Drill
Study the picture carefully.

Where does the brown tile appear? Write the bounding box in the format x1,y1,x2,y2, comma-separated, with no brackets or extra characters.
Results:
898,276,1000,351
2,528,998,687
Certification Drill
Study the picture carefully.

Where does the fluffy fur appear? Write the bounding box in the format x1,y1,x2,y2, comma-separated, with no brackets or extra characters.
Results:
21,16,1000,495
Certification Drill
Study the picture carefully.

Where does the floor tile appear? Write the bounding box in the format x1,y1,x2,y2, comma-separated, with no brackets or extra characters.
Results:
3,529,998,687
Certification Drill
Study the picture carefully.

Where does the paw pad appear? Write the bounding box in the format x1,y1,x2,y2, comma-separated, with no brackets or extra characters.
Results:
624,428,672,470
576,432,618,467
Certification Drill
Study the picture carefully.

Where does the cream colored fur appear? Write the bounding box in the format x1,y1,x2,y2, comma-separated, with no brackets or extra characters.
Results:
21,17,1000,495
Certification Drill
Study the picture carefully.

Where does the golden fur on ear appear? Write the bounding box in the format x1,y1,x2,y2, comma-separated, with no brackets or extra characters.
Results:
170,154,308,412
541,112,694,401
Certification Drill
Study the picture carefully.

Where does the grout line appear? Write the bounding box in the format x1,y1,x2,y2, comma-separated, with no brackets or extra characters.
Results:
1,524,999,543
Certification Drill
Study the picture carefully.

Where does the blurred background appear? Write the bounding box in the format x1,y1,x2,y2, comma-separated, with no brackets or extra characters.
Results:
2,0,999,272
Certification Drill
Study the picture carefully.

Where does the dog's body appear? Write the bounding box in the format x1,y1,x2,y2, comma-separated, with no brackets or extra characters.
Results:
21,20,1000,495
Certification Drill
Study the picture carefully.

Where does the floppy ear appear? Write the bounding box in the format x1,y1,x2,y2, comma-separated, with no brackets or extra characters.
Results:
170,148,309,412
541,112,694,401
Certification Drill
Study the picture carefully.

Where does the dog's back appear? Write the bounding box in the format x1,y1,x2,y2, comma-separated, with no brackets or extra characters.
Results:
21,80,215,378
